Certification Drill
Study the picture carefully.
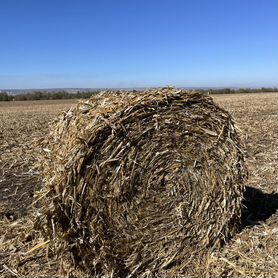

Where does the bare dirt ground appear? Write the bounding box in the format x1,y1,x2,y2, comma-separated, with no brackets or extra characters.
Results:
0,93,277,277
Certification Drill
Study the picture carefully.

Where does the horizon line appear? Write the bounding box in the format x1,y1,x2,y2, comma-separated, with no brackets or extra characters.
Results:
1,85,278,91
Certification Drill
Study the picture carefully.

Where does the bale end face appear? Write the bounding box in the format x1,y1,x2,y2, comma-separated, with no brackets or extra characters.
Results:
38,88,247,277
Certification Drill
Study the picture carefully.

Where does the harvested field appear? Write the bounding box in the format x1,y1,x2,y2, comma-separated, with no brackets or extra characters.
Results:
0,92,277,277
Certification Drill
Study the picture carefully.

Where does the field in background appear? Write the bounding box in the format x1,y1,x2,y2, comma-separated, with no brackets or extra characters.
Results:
0,93,277,277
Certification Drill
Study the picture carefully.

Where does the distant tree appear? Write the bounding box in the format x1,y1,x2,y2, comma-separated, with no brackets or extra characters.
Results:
0,92,9,101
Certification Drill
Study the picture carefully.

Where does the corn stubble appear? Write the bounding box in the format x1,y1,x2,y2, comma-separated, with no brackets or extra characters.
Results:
36,88,247,277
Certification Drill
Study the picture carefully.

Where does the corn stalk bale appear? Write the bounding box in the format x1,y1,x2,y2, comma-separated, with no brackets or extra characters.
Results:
38,87,247,277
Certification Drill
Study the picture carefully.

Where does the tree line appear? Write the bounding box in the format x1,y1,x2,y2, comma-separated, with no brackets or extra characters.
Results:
198,87,278,95
0,87,277,101
0,90,99,101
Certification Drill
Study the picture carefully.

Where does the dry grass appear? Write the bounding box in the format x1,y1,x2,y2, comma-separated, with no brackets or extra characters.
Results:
0,92,277,277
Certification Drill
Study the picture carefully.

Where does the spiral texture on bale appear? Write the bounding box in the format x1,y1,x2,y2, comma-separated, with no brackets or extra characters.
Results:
39,88,247,277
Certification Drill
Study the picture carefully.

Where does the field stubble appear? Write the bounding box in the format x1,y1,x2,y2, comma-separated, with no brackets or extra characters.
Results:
0,93,277,277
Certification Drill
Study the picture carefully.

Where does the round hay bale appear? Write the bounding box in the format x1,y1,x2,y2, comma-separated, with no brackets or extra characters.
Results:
38,88,247,277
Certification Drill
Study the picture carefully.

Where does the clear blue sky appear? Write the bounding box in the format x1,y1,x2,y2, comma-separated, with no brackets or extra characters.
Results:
0,0,277,89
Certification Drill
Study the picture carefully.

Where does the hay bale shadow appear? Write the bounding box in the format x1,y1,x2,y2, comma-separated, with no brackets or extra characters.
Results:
241,186,278,229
